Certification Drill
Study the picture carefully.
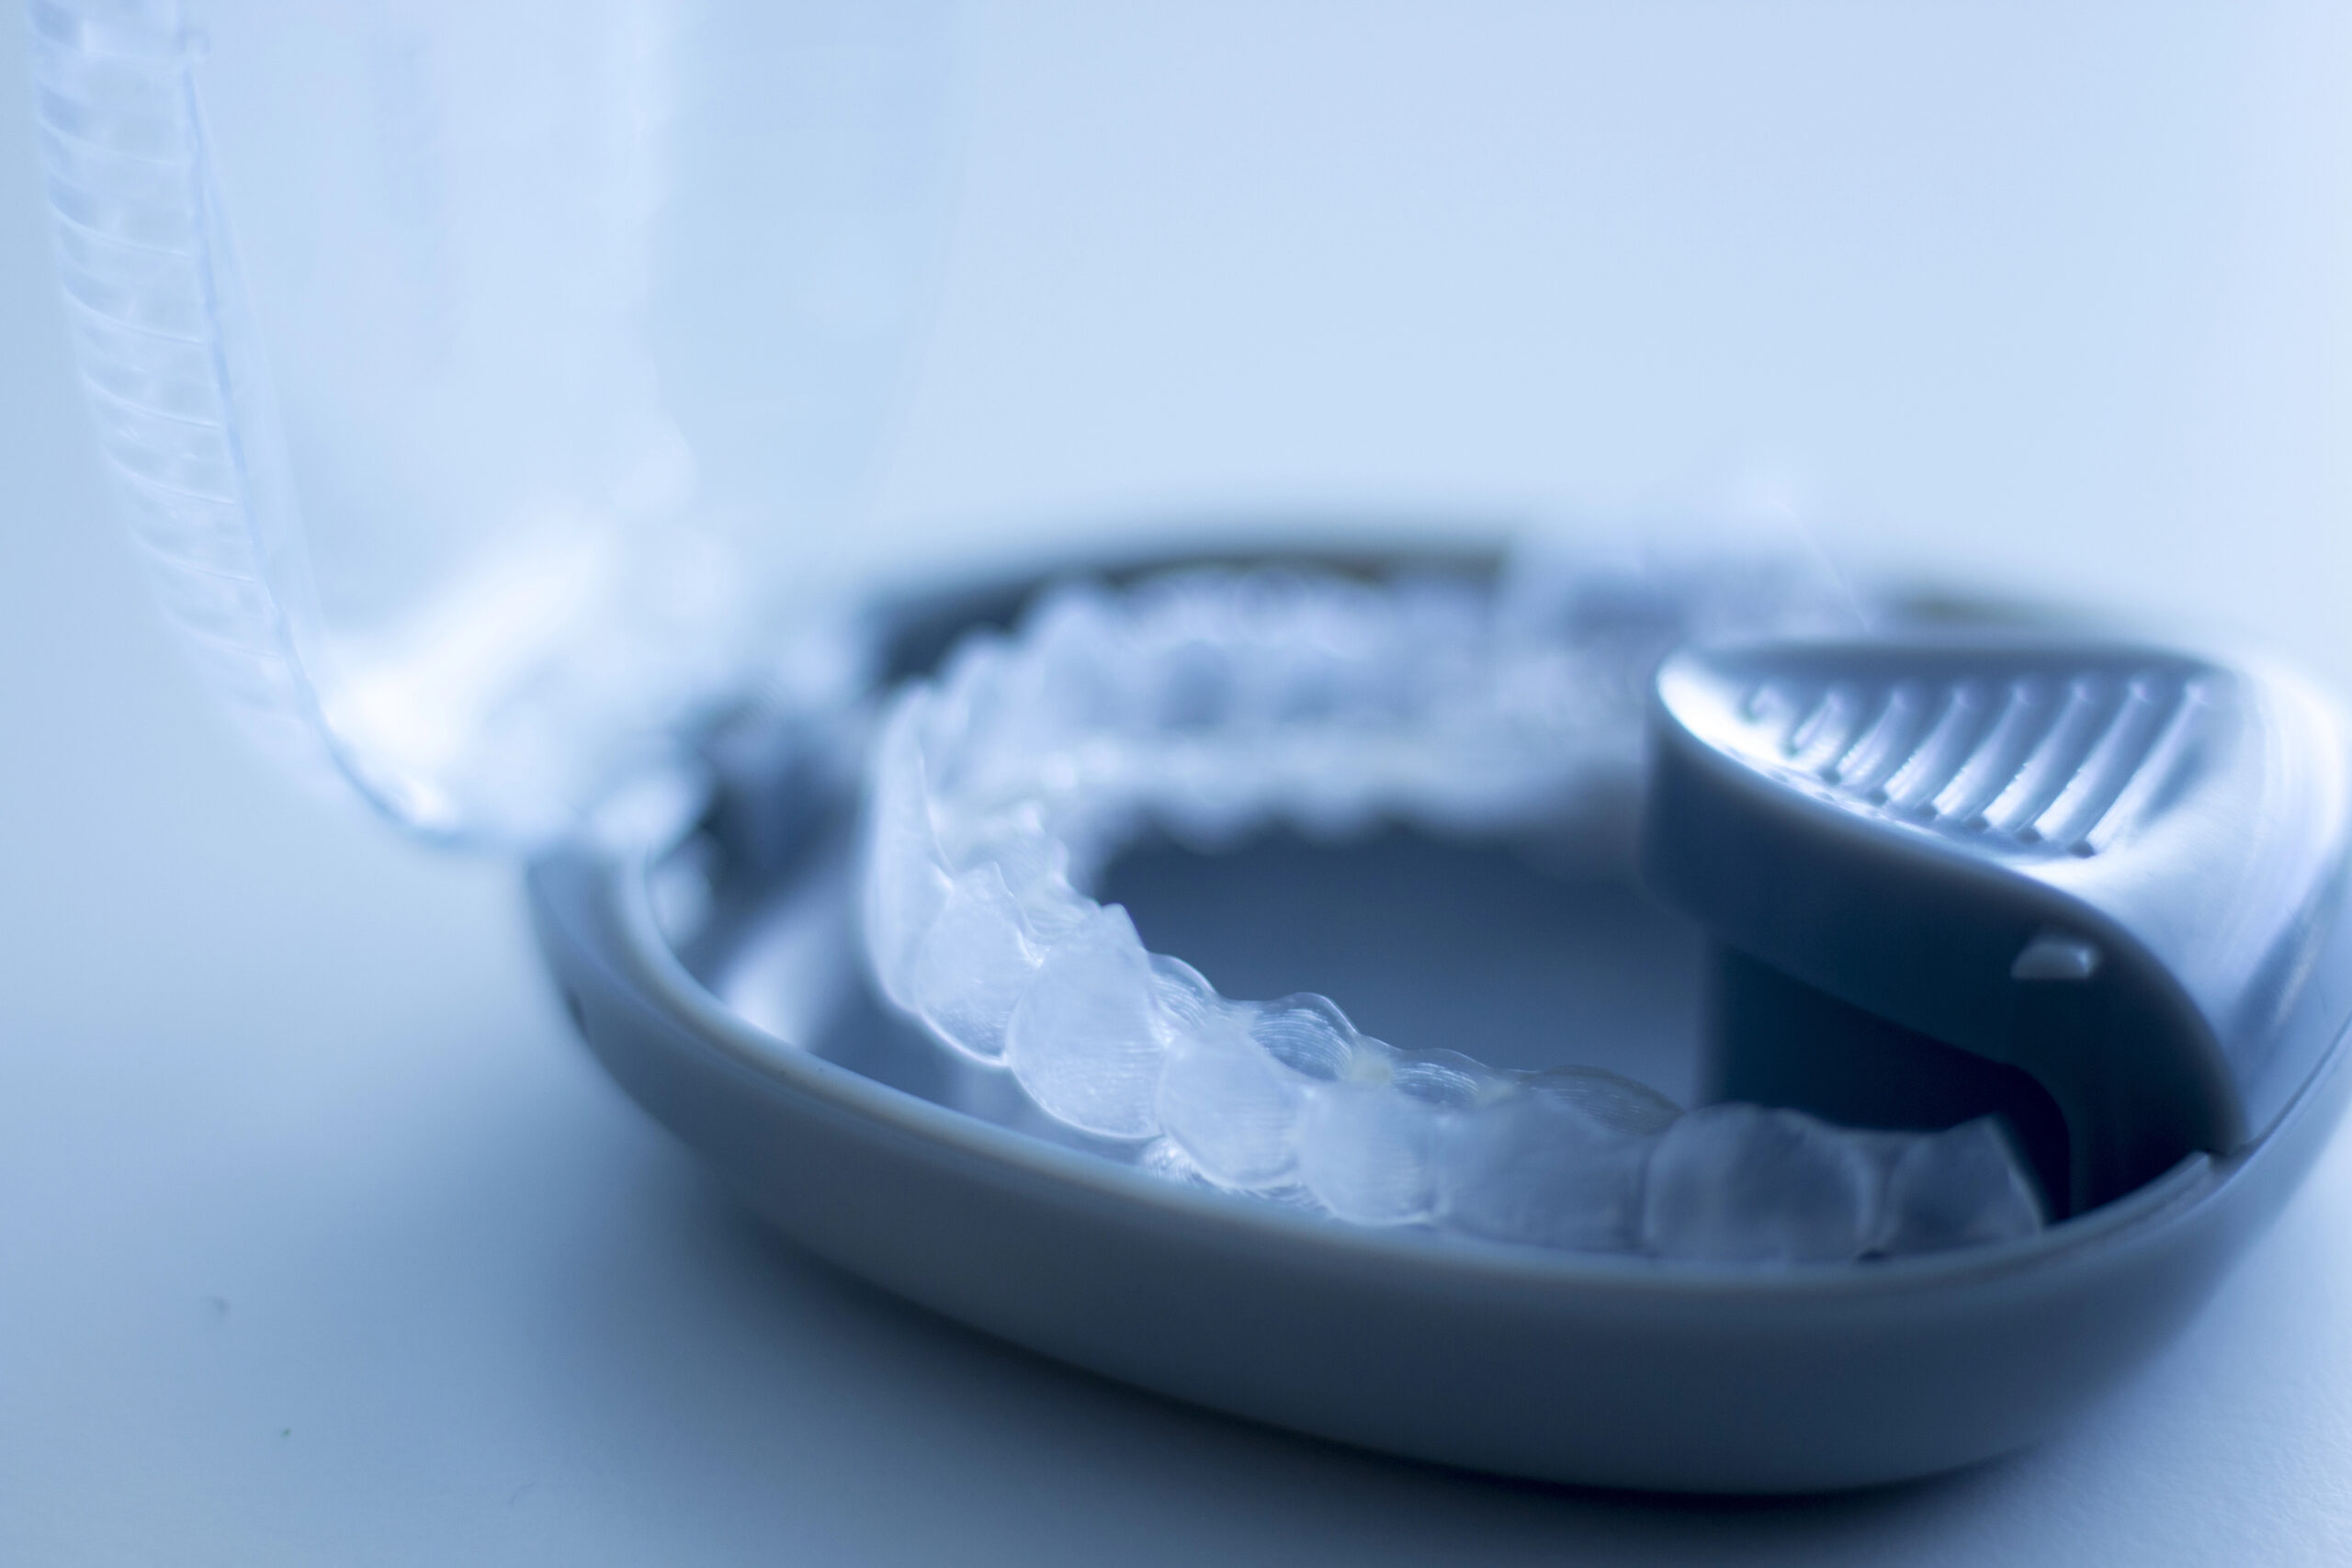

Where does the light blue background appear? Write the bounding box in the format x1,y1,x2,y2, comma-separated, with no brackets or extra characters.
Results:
6,6,2352,1562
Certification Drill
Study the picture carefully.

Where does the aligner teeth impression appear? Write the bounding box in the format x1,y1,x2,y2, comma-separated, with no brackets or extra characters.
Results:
859,557,2045,1264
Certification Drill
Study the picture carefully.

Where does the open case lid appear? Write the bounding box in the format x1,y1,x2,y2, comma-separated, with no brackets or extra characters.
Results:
32,0,955,846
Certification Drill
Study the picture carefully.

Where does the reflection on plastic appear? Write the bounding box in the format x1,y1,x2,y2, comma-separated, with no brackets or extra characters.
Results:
33,0,952,842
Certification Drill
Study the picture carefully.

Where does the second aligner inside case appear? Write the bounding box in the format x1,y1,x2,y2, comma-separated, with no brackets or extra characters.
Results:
859,552,2046,1264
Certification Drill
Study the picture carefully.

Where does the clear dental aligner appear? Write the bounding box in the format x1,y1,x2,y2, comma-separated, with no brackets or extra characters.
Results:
860,556,2046,1263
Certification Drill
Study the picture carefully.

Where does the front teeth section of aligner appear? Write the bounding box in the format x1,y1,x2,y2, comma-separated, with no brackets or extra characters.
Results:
862,568,2048,1263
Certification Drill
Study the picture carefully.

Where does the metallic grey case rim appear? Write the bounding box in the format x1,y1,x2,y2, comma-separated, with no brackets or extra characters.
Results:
526,832,2352,1492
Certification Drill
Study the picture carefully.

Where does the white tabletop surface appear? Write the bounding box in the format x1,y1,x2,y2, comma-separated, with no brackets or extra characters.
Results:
8,7,2352,1562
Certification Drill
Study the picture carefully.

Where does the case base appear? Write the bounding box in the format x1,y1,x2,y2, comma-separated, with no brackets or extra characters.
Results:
525,550,2352,1492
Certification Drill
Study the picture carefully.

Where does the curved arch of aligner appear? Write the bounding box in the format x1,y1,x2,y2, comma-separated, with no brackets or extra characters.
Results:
858,563,2046,1264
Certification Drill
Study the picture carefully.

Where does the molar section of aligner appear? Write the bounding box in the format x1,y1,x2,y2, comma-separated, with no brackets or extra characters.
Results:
1433,1066,1681,1254
1291,1032,1499,1229
1874,1119,2046,1253
1136,991,1345,1201
1153,983,1312,1193
1640,1103,1888,1263
1635,1105,2044,1264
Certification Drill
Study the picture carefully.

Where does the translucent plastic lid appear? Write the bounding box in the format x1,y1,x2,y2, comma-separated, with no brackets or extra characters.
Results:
42,2,2352,854
34,0,953,845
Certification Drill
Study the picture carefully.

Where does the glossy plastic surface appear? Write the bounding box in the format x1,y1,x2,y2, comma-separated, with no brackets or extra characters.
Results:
1646,642,2352,1209
31,0,950,841
526,750,2351,1495
521,557,2352,1492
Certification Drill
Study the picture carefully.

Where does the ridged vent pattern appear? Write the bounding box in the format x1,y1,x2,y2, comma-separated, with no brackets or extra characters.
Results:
1731,664,2211,856
30,0,331,779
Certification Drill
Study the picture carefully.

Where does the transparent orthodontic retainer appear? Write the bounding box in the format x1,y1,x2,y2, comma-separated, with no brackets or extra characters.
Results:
35,0,2352,1495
